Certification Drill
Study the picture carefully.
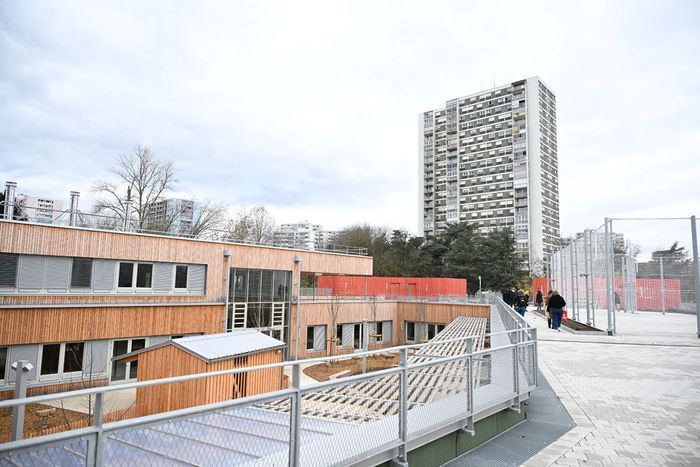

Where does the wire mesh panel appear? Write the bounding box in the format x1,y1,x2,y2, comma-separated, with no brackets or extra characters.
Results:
295,371,401,466
406,357,470,435
0,438,89,466
517,342,537,392
104,395,293,466
473,346,515,413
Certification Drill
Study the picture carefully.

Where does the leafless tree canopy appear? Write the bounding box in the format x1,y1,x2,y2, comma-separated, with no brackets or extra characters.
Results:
189,198,227,237
92,146,176,229
224,205,276,244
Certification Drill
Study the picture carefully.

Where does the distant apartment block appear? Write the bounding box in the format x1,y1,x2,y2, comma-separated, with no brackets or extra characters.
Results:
16,193,63,223
145,198,196,234
273,221,338,250
419,77,560,270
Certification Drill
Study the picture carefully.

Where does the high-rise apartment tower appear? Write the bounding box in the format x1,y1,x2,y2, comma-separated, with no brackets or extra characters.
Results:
419,77,559,271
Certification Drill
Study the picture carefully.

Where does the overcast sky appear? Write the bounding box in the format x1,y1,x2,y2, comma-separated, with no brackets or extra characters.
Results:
1,0,699,244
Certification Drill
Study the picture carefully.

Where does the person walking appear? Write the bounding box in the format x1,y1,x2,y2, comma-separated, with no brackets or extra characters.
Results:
545,290,553,328
547,291,566,332
515,289,528,317
536,289,543,312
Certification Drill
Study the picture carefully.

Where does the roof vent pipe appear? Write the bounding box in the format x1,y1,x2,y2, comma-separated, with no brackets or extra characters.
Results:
69,191,80,227
3,181,17,220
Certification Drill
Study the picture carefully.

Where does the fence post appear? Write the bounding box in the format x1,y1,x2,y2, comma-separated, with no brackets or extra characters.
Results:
604,218,615,335
11,360,33,441
691,215,700,338
289,363,301,467
659,256,666,315
395,348,409,466
570,238,577,321
584,229,593,326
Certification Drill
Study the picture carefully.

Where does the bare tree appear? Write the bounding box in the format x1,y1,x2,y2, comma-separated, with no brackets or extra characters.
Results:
368,295,379,350
416,298,428,343
92,146,176,229
224,205,276,244
189,198,227,238
327,295,343,357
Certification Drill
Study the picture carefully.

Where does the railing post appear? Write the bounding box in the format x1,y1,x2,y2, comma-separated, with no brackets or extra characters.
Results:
394,348,409,466
289,363,301,467
462,337,475,436
532,328,538,387
660,256,666,315
584,229,594,326
511,330,520,412
88,392,105,466
571,237,579,321
10,360,32,441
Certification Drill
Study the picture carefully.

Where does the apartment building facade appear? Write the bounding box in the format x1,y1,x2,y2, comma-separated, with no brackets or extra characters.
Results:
272,221,338,251
419,77,560,271
0,219,372,397
144,198,196,235
15,194,64,224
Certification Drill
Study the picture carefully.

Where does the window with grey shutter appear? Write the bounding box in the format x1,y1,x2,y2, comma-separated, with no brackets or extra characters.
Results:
71,258,93,288
45,256,71,291
383,321,392,343
0,253,19,288
18,255,46,289
154,263,174,292
187,264,206,294
93,260,116,292
314,325,326,351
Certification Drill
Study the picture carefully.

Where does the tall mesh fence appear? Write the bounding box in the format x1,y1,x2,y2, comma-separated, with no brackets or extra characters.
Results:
548,217,699,336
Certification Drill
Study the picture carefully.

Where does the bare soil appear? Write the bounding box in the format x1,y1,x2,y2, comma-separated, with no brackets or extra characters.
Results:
304,354,399,382
0,403,89,442
533,310,602,332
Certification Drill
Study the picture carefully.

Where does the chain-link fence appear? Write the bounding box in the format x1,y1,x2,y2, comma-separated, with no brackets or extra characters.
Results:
548,216,700,337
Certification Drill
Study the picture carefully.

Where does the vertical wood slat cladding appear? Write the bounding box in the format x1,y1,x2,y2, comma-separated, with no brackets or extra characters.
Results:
0,223,373,294
0,305,223,345
135,345,283,416
291,301,490,358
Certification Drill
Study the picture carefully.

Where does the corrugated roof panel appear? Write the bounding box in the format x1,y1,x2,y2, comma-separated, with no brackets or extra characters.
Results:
173,330,285,361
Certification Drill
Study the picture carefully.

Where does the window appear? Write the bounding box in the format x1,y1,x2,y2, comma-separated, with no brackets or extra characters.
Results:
353,324,362,349
136,264,153,288
40,342,85,378
118,262,153,289
375,322,383,341
306,325,326,352
336,325,343,347
71,258,93,288
0,347,7,382
174,265,188,289
0,253,19,287
405,321,416,341
111,338,146,382
118,263,134,288
306,326,315,351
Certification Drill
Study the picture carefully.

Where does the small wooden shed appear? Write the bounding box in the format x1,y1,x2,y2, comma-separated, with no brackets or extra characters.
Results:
116,330,285,416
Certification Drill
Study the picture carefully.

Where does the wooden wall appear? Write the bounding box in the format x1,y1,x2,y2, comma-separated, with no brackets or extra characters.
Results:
135,345,283,416
0,305,224,345
0,221,373,304
290,301,491,358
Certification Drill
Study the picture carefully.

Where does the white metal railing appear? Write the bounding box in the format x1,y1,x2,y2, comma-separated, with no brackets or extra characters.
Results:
0,323,537,466
0,202,368,256
300,292,470,304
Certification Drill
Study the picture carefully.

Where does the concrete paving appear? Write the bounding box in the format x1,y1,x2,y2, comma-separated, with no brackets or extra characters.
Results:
45,387,136,414
522,310,700,466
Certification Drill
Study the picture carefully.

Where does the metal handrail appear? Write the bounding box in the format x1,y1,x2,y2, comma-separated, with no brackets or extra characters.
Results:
0,204,369,256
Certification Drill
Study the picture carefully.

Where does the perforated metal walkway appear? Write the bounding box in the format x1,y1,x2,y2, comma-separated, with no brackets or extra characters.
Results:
443,370,574,467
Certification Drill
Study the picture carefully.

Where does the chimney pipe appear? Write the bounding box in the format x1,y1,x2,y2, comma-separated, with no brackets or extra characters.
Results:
3,181,17,220
69,191,80,227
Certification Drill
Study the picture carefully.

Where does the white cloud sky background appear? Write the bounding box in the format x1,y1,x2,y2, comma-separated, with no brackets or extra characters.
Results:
1,0,699,250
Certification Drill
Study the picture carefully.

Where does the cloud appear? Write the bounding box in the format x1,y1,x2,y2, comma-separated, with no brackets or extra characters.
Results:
1,0,699,242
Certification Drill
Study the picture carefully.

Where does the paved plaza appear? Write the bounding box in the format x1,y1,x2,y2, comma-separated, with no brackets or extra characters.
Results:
522,309,700,466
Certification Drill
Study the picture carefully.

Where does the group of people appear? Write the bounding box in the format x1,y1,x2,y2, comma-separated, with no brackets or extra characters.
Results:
502,287,567,332
501,287,530,317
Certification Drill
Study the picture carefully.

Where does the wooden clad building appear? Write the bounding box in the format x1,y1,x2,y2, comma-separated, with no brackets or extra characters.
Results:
116,331,285,416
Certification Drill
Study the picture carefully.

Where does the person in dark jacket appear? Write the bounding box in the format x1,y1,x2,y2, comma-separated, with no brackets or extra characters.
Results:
536,290,543,312
515,289,528,316
547,291,566,331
